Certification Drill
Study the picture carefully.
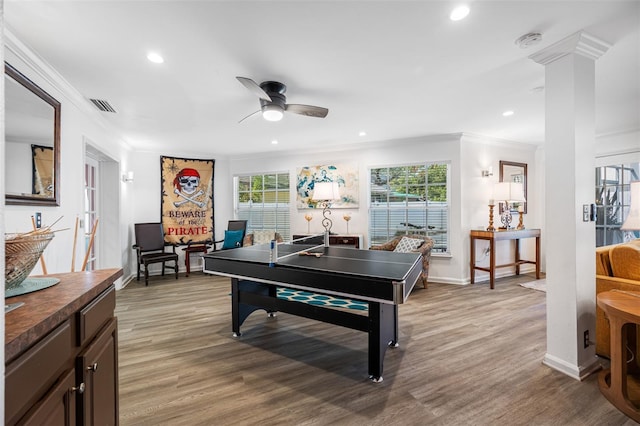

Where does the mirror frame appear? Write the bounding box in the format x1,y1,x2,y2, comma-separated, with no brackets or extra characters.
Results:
5,62,61,206
499,160,527,214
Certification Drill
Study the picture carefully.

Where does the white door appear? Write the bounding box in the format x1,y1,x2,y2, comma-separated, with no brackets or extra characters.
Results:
84,157,99,271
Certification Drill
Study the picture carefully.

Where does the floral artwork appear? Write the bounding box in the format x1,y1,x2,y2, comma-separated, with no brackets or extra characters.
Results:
296,164,359,209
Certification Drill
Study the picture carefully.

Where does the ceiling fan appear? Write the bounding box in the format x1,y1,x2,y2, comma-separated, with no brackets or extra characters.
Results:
236,77,329,123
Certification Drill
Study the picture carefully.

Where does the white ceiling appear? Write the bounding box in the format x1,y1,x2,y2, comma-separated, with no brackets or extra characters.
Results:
4,1,640,157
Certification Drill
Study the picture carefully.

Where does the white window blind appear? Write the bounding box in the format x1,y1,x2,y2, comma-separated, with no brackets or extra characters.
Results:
369,162,450,254
236,172,291,240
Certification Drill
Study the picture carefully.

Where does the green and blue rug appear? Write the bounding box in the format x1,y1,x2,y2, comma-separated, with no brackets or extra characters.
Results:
277,288,368,311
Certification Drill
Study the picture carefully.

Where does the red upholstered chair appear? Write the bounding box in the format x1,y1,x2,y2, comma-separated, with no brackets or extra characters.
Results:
133,223,179,286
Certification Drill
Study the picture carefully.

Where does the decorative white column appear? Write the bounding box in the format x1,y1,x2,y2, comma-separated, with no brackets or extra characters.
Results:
530,31,610,379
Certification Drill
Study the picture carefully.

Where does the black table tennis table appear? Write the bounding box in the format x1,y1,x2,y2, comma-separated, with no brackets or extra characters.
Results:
203,242,422,382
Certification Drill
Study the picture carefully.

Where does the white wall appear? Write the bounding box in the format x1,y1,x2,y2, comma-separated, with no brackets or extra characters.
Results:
4,34,131,286
229,133,540,284
1,3,6,418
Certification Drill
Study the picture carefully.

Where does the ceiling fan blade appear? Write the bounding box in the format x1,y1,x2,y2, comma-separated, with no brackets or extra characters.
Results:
238,109,262,123
236,76,272,102
285,104,329,118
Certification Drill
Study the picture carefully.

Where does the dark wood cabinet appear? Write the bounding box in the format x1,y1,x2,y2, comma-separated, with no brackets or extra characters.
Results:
20,368,77,426
5,268,122,426
78,318,118,425
293,234,362,249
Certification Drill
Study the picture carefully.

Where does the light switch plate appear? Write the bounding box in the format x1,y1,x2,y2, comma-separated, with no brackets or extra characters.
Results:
582,205,589,222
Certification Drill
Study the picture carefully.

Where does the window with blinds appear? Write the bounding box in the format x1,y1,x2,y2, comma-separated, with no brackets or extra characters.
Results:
595,162,640,246
235,172,291,240
369,162,450,255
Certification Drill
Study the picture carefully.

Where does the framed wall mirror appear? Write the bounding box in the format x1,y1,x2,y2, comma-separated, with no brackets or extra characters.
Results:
5,62,61,206
499,160,527,214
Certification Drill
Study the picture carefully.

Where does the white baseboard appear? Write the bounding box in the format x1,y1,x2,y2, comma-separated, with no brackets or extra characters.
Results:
428,265,538,286
542,353,602,381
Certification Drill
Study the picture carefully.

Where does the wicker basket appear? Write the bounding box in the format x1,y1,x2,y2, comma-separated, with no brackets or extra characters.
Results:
5,231,54,290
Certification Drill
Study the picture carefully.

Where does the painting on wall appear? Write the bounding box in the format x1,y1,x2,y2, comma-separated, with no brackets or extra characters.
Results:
31,144,54,197
296,163,359,209
160,155,215,245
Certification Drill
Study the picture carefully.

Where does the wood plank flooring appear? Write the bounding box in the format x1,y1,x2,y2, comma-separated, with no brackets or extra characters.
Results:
115,272,635,425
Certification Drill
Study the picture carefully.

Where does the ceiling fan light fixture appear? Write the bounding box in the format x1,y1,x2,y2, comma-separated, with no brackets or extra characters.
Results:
262,104,284,121
450,5,470,21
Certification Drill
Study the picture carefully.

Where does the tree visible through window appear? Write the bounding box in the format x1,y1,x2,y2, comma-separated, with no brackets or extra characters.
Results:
236,172,290,240
370,162,450,254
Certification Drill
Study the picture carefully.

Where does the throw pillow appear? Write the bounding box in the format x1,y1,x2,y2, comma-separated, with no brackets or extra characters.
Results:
253,229,275,245
222,229,244,249
393,236,424,253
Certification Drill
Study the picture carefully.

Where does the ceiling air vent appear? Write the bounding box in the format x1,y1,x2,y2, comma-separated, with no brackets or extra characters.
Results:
89,98,117,113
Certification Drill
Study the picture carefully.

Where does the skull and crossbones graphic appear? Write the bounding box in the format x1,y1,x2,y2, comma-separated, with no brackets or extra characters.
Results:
173,168,206,208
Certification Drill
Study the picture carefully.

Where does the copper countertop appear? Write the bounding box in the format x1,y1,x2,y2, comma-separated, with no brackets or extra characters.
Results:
5,268,123,363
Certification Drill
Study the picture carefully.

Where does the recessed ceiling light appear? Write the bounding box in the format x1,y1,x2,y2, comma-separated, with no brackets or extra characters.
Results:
502,110,515,117
359,131,367,137
450,5,470,21
147,52,164,64
271,140,278,145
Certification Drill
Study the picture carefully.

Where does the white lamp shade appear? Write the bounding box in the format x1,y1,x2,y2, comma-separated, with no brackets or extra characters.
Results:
312,181,340,201
493,182,525,203
622,181,640,231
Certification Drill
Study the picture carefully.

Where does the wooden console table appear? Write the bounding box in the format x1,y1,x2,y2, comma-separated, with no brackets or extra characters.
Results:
469,228,541,289
293,234,362,249
597,290,640,423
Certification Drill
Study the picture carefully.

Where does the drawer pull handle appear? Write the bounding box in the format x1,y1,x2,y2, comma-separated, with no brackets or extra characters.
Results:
72,383,85,394
87,362,98,372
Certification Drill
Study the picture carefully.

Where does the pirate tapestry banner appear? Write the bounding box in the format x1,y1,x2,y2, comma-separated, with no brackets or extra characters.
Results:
161,156,215,245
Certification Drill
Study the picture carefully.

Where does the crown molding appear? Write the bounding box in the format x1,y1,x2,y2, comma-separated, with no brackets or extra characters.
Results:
4,27,132,151
529,30,611,65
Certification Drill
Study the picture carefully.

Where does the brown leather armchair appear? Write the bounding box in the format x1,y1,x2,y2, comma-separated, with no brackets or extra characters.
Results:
369,234,435,288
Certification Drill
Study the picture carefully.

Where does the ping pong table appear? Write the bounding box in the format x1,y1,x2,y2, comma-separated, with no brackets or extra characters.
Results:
203,241,422,382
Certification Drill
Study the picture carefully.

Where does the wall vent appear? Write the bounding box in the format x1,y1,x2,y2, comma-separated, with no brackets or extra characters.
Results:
89,98,117,113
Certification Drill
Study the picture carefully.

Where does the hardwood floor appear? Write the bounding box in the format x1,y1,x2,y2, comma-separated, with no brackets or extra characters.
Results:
116,272,635,425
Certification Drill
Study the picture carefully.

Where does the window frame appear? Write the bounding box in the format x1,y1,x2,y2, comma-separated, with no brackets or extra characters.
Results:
234,171,291,241
595,162,640,246
369,161,451,256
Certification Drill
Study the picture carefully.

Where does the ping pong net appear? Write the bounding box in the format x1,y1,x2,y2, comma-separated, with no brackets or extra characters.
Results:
266,233,328,266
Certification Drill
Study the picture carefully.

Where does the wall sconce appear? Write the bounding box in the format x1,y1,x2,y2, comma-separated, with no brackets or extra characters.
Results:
482,166,493,178
122,171,134,183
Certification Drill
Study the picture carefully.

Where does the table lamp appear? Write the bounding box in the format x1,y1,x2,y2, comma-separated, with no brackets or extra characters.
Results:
493,182,525,230
622,181,640,237
312,181,340,245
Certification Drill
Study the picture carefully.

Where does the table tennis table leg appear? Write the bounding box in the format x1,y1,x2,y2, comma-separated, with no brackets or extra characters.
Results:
368,302,399,382
231,278,242,336
232,279,274,337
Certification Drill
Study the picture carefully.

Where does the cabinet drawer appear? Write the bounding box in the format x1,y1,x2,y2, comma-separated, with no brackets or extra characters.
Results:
329,236,359,248
77,285,115,346
5,320,72,424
